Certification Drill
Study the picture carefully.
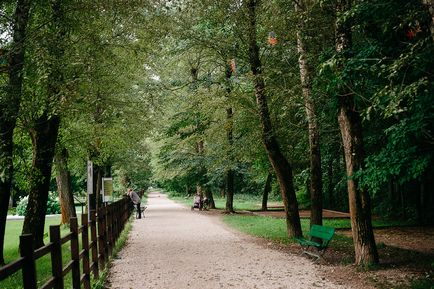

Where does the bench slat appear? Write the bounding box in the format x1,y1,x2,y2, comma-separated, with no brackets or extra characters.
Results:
309,225,334,241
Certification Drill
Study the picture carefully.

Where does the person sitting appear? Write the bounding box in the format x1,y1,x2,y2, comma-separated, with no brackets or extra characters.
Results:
192,193,203,210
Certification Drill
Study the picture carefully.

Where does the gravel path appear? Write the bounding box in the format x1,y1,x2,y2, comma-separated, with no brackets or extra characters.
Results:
108,191,346,289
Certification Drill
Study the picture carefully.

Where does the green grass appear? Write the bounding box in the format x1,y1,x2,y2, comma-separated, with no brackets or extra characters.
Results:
2,216,67,263
223,215,292,244
0,216,73,289
220,213,417,258
222,215,353,243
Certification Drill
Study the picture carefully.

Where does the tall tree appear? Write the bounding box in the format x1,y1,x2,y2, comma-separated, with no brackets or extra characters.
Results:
246,0,302,238
0,0,31,265
225,63,235,213
22,0,64,246
335,0,379,266
294,0,323,227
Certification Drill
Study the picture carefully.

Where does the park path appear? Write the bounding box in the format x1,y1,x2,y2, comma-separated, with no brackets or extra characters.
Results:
107,191,345,289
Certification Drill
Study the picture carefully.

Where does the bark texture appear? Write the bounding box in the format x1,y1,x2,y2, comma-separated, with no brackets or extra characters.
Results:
190,66,208,204
335,0,379,266
295,0,323,227
261,172,272,211
55,147,76,224
195,140,206,202
23,114,60,247
0,0,31,265
225,64,235,213
246,0,302,238
205,188,216,209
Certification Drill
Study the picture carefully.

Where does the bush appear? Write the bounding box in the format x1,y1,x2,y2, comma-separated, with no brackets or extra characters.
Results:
16,192,61,216
46,192,61,214
7,207,16,216
16,196,28,216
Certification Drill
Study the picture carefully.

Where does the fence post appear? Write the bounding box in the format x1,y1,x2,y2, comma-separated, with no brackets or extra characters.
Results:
97,207,106,270
123,198,128,228
20,234,37,289
113,203,118,243
114,202,120,240
102,205,109,261
105,205,112,256
50,225,64,289
90,210,99,279
108,204,114,254
81,214,91,289
70,217,80,289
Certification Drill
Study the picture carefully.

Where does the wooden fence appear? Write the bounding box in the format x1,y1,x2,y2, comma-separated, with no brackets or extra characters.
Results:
0,197,133,289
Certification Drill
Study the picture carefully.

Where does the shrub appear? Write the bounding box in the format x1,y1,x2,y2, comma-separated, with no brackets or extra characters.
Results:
16,192,61,216
46,192,61,214
16,196,28,216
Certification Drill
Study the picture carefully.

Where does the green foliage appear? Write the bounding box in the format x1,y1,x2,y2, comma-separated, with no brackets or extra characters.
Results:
15,196,28,216
16,192,60,216
46,192,61,214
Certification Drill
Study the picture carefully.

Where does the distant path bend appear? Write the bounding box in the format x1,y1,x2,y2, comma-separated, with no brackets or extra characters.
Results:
108,191,345,289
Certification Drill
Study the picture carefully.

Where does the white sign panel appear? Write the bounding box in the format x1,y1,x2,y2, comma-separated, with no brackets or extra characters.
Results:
102,177,113,203
87,161,93,195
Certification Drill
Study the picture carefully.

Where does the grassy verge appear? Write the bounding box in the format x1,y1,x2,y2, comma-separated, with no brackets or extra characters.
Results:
221,215,352,247
92,217,133,289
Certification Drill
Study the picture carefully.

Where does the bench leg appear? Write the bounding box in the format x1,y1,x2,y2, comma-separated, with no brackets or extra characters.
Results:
299,246,323,261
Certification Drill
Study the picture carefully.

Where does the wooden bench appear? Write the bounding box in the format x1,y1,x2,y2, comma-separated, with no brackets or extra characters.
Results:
295,224,335,260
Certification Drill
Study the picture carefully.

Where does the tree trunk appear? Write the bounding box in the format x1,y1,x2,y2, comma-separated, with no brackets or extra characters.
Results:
190,66,208,207
0,0,31,265
261,172,272,211
205,188,216,209
22,0,65,247
22,114,60,247
246,0,302,238
225,64,235,213
295,1,323,227
54,147,76,224
335,0,379,266
225,169,235,213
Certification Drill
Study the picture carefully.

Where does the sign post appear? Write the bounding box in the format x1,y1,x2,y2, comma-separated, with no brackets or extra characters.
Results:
87,161,93,220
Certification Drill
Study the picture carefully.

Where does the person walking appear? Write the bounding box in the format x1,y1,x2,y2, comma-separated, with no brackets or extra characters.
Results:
128,188,141,219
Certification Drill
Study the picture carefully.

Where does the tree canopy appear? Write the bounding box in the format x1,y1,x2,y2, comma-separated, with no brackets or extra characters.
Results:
0,0,433,267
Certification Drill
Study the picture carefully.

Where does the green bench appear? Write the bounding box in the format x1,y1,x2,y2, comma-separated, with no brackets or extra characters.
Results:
295,224,335,260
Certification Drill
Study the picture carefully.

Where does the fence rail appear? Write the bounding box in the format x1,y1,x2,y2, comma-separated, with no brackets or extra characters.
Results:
0,197,132,289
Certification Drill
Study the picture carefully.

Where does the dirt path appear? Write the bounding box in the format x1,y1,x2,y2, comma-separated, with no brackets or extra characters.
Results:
107,191,346,289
